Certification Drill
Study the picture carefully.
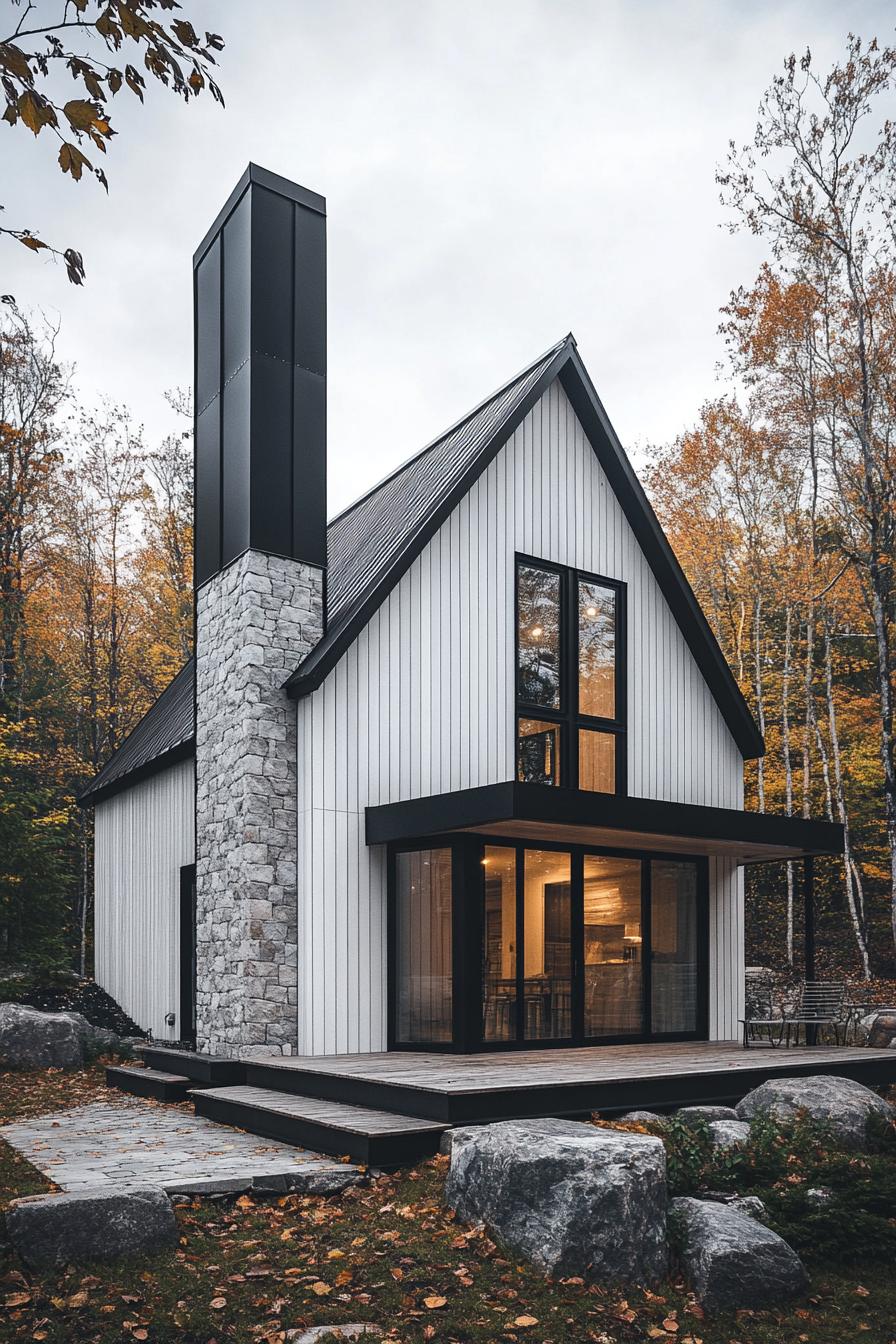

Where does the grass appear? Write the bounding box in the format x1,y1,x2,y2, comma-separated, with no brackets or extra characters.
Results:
1,1070,895,1342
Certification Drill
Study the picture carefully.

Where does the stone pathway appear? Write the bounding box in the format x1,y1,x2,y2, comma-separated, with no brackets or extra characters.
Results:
1,1098,364,1196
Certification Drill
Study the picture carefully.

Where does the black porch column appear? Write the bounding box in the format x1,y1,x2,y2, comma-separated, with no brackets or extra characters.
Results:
803,855,816,981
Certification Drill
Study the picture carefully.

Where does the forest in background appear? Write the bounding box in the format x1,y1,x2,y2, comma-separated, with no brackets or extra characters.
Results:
1,33,894,986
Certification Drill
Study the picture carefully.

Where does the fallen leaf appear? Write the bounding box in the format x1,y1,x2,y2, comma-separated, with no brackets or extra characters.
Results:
209,1297,227,1309
4,1293,31,1308
310,1282,331,1296
424,1296,447,1309
67,1292,88,1308
514,1315,539,1328
856,1285,870,1297
663,1318,680,1332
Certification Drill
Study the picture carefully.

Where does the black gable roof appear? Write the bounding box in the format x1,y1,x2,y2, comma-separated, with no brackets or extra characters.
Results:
80,337,763,805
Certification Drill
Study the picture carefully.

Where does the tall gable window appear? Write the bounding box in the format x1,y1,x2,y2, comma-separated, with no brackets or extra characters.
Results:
516,557,625,793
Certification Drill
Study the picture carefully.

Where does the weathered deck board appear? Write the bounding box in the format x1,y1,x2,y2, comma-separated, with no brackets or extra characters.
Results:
258,1041,895,1095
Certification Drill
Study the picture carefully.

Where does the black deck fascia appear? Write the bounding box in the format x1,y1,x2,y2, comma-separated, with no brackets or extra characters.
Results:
106,1065,193,1102
244,1051,895,1126
139,1045,245,1086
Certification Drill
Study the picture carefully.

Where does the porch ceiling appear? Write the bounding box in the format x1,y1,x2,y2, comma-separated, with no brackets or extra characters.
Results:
365,782,844,864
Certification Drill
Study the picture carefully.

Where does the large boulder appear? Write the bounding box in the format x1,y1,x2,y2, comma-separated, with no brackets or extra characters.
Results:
445,1118,667,1286
669,1197,808,1312
6,1186,177,1268
735,1074,894,1150
0,1003,126,1070
0,1003,85,1070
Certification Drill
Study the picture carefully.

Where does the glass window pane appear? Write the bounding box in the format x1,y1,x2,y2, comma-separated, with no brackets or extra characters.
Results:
394,849,453,1044
651,861,698,1034
583,856,643,1037
523,850,571,1040
579,580,616,718
482,847,517,1042
579,729,615,792
518,718,561,786
517,564,561,708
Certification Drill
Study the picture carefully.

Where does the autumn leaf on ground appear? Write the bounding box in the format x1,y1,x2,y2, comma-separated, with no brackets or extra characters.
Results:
513,1315,539,1327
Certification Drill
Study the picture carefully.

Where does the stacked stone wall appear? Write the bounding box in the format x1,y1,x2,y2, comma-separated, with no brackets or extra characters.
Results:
195,549,323,1056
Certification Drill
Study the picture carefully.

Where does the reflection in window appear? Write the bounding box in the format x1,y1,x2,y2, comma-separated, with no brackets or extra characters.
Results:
517,718,561,786
482,847,517,1042
523,849,571,1040
394,849,453,1043
651,861,698,1034
578,580,616,718
517,564,561,708
579,729,616,793
583,855,643,1037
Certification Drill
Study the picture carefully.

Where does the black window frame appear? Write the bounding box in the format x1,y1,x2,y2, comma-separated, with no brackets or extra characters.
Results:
515,553,627,795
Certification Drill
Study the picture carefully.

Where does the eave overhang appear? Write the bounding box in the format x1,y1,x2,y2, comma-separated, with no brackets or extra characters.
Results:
365,783,844,865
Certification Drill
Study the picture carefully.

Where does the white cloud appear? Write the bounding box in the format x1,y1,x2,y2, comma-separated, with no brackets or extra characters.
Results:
4,0,888,511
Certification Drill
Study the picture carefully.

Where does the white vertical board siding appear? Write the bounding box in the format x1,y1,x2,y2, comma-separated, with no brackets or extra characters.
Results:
708,857,745,1040
94,758,194,1040
298,380,745,1054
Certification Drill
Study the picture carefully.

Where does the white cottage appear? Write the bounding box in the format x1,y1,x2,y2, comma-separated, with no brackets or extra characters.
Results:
81,166,854,1162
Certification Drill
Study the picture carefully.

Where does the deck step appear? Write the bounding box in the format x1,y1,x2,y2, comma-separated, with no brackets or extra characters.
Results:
106,1065,194,1102
191,1086,448,1167
138,1046,245,1086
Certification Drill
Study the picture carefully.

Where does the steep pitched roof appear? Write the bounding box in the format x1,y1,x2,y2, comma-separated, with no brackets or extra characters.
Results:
78,661,194,805
79,335,763,805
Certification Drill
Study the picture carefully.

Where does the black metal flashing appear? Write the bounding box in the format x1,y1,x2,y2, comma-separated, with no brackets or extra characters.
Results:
194,164,327,587
77,662,195,806
364,782,845,862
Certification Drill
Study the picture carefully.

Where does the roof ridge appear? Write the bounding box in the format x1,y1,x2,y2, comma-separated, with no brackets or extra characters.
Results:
326,334,573,529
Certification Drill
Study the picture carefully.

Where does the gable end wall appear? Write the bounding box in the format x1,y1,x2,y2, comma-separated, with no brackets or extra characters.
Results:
297,381,745,1054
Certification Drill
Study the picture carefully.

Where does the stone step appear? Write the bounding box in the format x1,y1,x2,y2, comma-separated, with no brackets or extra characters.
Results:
106,1065,194,1102
138,1045,245,1086
191,1085,448,1167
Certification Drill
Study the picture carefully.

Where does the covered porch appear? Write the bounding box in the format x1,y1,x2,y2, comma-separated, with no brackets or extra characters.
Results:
365,783,844,1056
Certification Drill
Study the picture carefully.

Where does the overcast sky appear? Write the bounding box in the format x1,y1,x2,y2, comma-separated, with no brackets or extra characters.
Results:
4,0,890,515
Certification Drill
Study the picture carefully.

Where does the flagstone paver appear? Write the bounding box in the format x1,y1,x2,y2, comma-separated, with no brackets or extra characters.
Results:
1,1098,363,1195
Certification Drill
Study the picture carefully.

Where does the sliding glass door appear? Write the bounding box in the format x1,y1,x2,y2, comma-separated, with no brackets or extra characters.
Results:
390,838,706,1050
478,844,705,1048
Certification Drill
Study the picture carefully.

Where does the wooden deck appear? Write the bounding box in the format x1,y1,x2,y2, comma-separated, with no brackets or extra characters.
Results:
245,1040,896,1125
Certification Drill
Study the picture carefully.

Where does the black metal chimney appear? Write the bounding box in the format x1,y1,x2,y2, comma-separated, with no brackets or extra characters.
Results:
193,164,326,588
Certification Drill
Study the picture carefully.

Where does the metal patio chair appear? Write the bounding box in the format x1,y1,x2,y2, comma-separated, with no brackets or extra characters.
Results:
781,980,847,1046
740,972,785,1048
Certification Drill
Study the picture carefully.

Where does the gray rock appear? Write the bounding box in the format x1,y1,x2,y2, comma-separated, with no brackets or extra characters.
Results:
669,1196,808,1312
736,1074,894,1150
0,1003,85,1070
805,1186,835,1207
677,1105,739,1125
615,1110,667,1127
865,1010,896,1049
707,1119,751,1150
6,1186,177,1268
445,1117,667,1286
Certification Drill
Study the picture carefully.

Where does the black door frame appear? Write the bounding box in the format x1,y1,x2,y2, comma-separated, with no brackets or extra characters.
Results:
387,834,709,1053
179,863,197,1047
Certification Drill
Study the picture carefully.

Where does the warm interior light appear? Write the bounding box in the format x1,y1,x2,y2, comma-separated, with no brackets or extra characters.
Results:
531,626,543,639
586,605,597,617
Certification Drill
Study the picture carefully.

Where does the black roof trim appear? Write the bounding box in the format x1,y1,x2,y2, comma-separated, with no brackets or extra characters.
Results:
77,660,195,806
365,782,843,859
557,348,764,759
286,339,764,759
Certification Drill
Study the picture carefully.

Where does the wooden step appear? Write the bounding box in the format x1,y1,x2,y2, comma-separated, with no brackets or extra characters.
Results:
191,1086,448,1167
139,1046,245,1086
106,1064,193,1102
